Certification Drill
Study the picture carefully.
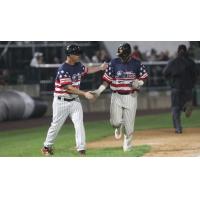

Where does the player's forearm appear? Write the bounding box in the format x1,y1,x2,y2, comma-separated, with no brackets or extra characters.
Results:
87,66,103,74
87,62,107,74
64,85,86,97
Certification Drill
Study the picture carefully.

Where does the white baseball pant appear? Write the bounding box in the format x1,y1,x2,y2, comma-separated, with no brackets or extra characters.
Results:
110,92,138,151
44,96,86,151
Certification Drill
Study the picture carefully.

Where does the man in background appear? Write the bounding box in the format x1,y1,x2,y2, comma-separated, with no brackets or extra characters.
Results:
163,44,198,134
30,52,44,67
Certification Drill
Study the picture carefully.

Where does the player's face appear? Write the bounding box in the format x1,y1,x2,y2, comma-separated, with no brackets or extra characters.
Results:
70,54,80,63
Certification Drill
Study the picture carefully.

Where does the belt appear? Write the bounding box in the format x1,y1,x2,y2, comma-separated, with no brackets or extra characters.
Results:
113,91,133,95
57,96,76,102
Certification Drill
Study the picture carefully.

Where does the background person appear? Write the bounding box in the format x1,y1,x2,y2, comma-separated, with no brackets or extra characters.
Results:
163,44,198,134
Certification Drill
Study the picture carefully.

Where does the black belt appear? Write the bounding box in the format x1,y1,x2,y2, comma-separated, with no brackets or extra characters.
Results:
57,96,76,102
113,91,133,95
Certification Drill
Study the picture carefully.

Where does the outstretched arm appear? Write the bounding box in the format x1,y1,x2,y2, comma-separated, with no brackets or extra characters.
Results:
87,62,108,74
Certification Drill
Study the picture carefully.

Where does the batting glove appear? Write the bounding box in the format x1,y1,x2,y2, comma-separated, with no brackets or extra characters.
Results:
132,79,144,89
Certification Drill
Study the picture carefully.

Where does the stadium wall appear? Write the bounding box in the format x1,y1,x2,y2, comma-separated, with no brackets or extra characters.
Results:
0,84,40,97
42,91,171,116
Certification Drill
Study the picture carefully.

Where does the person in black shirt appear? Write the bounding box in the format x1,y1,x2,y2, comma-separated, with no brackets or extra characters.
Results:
163,44,197,134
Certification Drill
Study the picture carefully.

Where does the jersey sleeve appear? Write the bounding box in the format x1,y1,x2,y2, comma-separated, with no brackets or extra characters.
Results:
102,61,113,83
137,63,148,80
58,69,72,86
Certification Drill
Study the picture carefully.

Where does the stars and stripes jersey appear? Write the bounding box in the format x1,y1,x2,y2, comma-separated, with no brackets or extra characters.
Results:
103,58,148,94
54,62,88,98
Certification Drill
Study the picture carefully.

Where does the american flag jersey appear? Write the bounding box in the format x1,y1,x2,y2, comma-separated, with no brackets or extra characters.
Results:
54,62,88,98
103,58,148,94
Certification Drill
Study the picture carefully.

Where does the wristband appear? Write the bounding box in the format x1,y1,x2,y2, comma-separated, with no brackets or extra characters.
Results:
97,85,106,95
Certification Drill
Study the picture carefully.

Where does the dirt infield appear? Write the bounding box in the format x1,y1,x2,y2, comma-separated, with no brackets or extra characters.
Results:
87,128,200,156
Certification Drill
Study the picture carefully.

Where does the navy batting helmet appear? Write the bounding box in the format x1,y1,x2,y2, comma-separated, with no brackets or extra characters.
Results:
116,43,132,62
65,44,82,56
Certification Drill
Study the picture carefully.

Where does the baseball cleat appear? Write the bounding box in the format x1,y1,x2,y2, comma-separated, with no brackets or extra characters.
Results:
78,150,86,156
123,146,133,152
114,124,124,140
175,130,182,134
41,146,54,156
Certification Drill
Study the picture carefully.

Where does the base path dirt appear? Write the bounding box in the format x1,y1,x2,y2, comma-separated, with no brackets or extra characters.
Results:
87,128,200,157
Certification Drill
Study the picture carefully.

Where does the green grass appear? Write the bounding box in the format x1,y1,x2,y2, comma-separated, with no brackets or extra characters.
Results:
86,145,150,157
135,108,200,130
0,109,199,157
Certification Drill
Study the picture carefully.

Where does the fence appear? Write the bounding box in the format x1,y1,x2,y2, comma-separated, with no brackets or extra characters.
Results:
35,61,200,95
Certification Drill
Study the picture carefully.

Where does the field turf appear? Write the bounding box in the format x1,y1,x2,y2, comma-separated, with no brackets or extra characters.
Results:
0,109,199,157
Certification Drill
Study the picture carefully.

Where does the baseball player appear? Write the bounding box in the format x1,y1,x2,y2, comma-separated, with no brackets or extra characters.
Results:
91,43,148,151
41,44,108,156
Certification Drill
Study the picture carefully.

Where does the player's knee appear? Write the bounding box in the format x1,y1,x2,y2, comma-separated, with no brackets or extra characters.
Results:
50,121,62,129
126,129,134,135
110,119,121,128
50,122,57,127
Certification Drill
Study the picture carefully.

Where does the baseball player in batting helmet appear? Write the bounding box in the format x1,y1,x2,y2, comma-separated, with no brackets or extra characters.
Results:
90,43,148,151
41,44,108,156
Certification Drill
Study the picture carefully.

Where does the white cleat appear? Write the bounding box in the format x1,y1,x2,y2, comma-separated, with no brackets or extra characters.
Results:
114,124,124,140
123,147,133,152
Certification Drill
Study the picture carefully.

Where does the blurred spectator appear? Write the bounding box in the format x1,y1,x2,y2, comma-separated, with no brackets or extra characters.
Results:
80,53,91,63
146,48,158,61
30,52,44,67
14,41,31,46
149,66,164,86
187,46,195,59
0,69,9,85
92,50,101,63
132,45,143,61
29,52,44,83
99,49,110,62
158,51,169,61
91,49,110,63
53,56,60,64
150,67,159,86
